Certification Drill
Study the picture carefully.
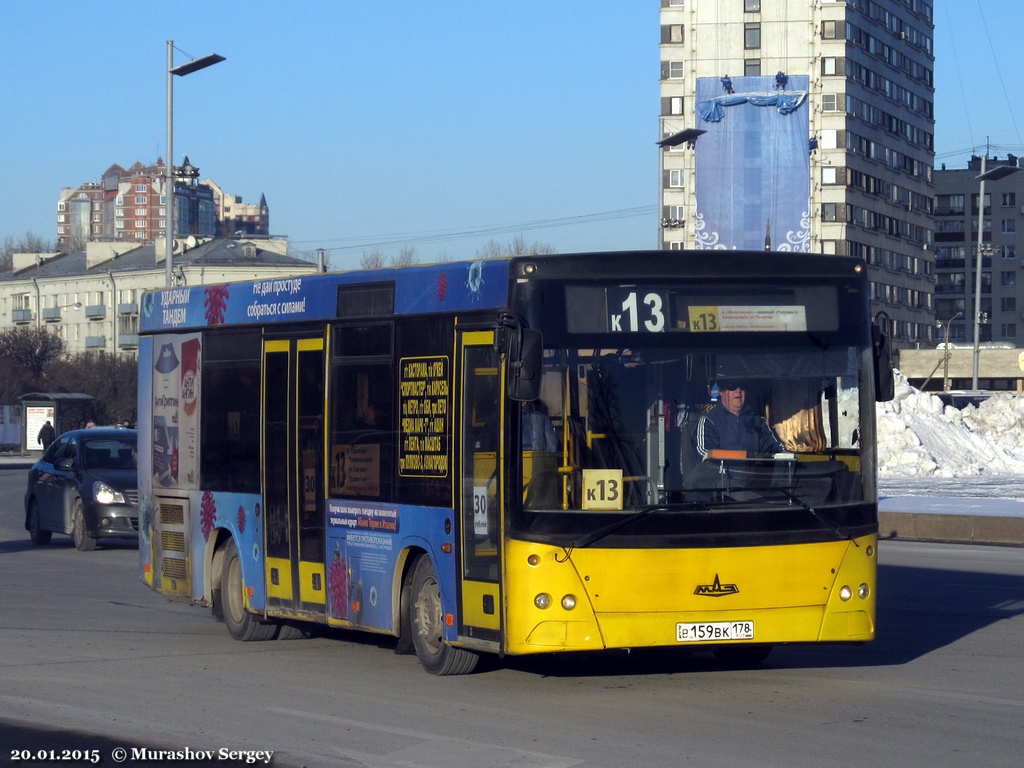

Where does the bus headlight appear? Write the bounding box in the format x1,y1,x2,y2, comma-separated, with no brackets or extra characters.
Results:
839,585,853,602
534,593,551,609
561,594,577,611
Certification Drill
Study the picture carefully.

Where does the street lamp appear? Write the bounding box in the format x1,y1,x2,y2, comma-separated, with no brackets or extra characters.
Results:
938,311,962,392
971,158,1022,388
165,41,225,287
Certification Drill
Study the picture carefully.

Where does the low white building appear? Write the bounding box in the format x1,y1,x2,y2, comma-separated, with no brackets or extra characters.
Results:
0,237,319,356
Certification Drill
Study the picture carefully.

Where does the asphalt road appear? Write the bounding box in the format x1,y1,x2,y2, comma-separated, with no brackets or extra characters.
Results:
1,468,1023,768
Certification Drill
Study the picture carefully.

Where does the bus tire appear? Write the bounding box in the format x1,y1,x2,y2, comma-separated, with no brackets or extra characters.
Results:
27,500,51,545
221,539,276,642
72,499,97,552
409,555,479,675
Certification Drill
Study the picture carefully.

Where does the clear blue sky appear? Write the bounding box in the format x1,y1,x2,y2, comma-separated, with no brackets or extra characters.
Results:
1,1,1020,271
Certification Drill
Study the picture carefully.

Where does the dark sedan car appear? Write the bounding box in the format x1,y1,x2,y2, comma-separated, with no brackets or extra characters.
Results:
25,427,139,551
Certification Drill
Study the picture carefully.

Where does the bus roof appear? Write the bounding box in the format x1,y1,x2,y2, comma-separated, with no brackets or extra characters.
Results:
139,250,866,334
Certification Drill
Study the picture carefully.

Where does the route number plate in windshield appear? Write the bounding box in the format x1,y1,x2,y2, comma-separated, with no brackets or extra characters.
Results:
676,621,755,642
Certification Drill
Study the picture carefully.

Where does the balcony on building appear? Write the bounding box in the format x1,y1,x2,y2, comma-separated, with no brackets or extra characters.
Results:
118,302,139,315
12,309,34,325
85,304,106,321
85,336,106,349
42,308,64,323
118,334,139,350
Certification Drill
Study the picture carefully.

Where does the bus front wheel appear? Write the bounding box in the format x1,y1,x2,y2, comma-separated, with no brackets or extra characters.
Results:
221,539,276,641
409,556,479,675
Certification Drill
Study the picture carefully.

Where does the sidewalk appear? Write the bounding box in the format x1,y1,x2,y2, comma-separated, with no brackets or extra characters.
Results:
879,495,1024,546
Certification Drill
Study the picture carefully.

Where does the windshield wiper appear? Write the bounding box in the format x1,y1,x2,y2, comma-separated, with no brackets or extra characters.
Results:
569,501,711,550
774,489,854,542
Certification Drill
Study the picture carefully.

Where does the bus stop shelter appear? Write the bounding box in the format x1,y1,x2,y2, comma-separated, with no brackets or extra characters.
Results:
19,392,95,453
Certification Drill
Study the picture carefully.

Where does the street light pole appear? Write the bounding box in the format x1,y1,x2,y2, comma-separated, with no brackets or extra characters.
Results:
941,311,962,392
165,41,225,288
972,156,1023,388
972,155,987,390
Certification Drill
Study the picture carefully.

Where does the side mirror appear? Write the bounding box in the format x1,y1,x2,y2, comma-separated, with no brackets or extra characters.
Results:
55,457,75,472
508,328,542,402
872,317,895,402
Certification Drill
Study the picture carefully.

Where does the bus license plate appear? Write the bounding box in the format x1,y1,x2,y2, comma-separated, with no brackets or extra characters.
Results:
676,621,754,642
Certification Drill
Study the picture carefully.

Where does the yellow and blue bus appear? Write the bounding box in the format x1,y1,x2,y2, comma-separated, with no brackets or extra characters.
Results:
137,250,893,674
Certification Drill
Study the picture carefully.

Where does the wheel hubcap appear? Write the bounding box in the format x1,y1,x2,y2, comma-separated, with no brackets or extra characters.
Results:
414,575,443,654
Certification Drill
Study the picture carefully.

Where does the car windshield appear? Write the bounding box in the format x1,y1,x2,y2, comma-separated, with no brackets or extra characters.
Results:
81,439,137,470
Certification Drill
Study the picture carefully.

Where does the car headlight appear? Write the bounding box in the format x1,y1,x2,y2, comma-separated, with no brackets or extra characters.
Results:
93,481,126,505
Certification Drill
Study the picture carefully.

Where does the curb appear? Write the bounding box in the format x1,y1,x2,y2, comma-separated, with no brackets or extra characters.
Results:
879,511,1024,546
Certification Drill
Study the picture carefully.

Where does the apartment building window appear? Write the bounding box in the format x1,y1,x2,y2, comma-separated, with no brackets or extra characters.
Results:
1001,192,1016,207
135,184,147,193
744,23,761,49
662,24,684,44
116,221,125,230
822,203,844,221
668,61,684,78
135,220,147,228
1002,219,1016,234
664,96,684,115
669,169,684,188
116,196,124,205
1001,297,1016,312
667,0,683,6
744,0,761,11
821,93,838,112
135,196,147,204
93,201,101,211
1001,245,1017,259
135,207,147,216
1001,324,1016,339
744,59,760,76
668,241,684,250
822,57,839,76
822,20,841,39
1001,271,1016,287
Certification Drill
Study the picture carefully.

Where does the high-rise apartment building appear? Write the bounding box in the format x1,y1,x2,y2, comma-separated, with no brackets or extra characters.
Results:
934,154,1024,349
56,158,268,249
658,0,935,347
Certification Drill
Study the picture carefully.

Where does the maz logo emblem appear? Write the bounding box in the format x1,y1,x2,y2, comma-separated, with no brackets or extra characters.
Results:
694,574,739,597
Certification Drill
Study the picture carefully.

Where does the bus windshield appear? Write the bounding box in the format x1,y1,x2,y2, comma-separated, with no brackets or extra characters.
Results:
513,285,875,546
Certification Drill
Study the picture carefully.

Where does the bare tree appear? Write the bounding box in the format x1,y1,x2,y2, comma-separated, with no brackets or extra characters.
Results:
1,232,54,272
475,237,556,260
393,245,418,267
0,327,65,380
360,248,386,269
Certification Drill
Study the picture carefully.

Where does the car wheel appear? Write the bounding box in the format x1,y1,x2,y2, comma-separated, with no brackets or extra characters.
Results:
71,499,97,552
221,539,276,641
27,500,51,545
408,555,479,675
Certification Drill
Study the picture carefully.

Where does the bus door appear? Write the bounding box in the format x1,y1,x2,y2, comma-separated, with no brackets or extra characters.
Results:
457,330,504,644
263,337,327,618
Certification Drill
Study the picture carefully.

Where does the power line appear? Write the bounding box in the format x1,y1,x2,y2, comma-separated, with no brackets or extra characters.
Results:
289,205,655,254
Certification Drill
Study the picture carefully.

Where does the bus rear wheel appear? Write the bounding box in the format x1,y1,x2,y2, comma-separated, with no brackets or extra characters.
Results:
409,556,479,675
221,539,276,641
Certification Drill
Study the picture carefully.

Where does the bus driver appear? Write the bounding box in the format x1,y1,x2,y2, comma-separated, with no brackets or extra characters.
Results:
693,379,784,460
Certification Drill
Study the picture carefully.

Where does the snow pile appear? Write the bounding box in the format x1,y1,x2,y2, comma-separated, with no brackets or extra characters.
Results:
876,371,1024,478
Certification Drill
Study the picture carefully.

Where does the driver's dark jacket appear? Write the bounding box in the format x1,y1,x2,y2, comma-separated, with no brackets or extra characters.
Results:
693,404,784,460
